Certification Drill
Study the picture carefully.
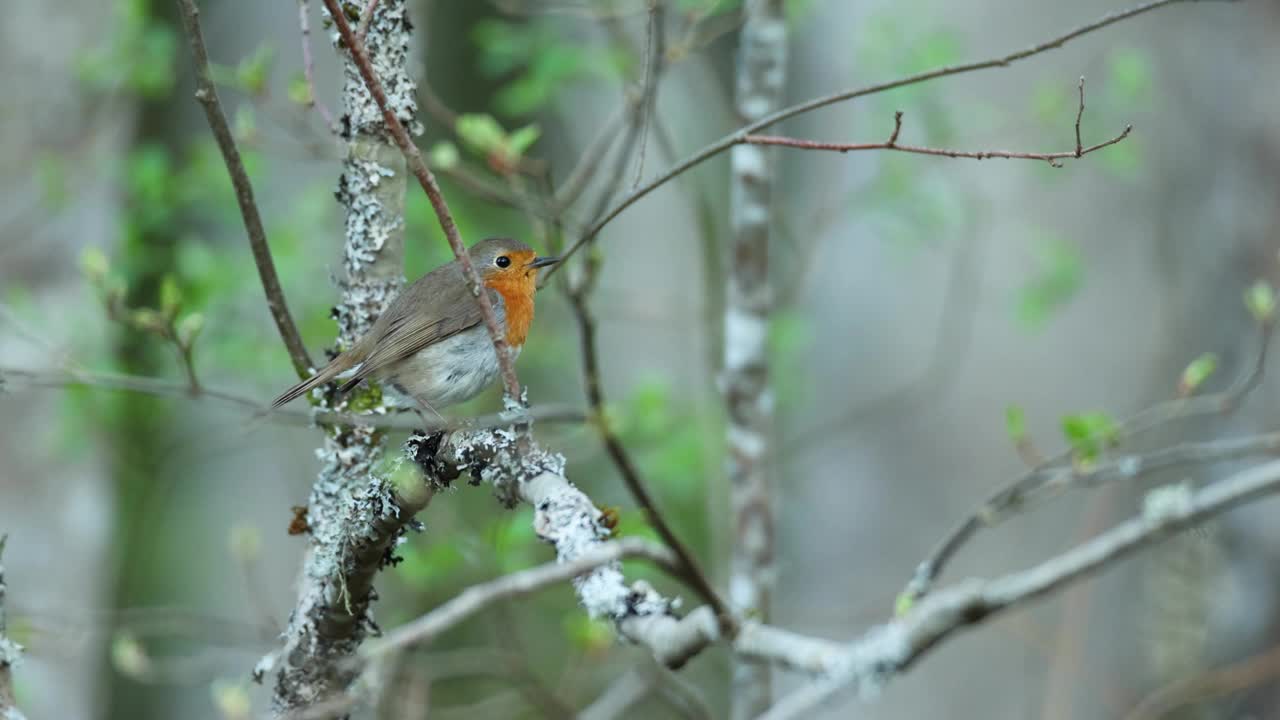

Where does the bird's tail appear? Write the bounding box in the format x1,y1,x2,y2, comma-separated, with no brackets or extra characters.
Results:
271,354,357,408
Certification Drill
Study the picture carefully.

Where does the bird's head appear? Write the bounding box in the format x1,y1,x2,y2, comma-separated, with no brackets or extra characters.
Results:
469,237,559,288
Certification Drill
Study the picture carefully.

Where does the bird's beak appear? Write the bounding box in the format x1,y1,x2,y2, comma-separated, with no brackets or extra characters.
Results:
527,256,560,269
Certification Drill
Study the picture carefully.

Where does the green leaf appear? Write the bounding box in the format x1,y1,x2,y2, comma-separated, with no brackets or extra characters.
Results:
159,275,182,318
287,74,312,105
234,44,275,96
506,124,542,157
1005,405,1027,444
177,313,205,347
428,141,460,170
455,113,507,154
1178,353,1218,396
1245,281,1276,323
81,247,110,281
1060,411,1119,461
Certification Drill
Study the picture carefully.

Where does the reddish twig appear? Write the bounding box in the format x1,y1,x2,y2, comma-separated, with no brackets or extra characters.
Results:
319,0,522,400
744,104,1130,168
298,0,337,131
176,0,314,377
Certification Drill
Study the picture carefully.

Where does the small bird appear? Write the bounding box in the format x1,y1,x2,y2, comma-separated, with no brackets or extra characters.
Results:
272,237,558,415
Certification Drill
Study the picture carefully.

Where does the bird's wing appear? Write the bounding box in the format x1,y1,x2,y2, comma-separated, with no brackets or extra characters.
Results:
341,276,502,390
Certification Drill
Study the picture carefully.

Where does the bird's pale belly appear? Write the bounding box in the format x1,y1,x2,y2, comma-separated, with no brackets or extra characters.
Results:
379,325,520,412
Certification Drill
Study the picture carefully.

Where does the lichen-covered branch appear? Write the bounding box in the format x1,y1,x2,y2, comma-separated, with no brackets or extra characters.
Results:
726,1,786,716
269,1,424,714
0,536,26,720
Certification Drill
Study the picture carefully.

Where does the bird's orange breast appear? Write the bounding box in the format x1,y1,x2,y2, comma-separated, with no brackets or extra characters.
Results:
484,273,537,347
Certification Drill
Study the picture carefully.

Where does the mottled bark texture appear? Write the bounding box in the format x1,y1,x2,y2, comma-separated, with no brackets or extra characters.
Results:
725,1,787,717
269,1,428,714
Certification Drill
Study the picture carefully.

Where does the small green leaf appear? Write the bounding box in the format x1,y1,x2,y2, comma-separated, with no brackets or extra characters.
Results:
287,74,312,105
177,313,205,346
894,591,915,617
506,124,541,157
1245,281,1276,323
81,247,109,281
1005,405,1027,444
455,113,507,154
159,275,182,318
1060,411,1120,461
1178,353,1218,397
1017,237,1083,330
428,141,460,170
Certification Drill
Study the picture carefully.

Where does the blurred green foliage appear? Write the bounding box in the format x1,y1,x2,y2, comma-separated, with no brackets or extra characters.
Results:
1017,235,1083,330
76,0,177,98
473,19,629,115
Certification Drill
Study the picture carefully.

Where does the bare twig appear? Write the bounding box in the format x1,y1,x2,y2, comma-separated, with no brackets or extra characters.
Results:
546,0,1232,279
761,458,1280,719
320,0,523,401
363,538,678,656
298,0,337,130
905,318,1274,603
357,0,382,43
743,107,1131,168
175,0,313,377
631,0,663,189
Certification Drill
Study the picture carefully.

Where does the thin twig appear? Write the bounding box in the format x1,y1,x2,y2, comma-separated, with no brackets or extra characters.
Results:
545,0,1229,280
176,0,314,377
319,0,522,401
298,0,337,130
1074,76,1086,156
362,538,678,657
0,365,587,432
631,0,664,189
744,109,1130,168
760,457,1280,719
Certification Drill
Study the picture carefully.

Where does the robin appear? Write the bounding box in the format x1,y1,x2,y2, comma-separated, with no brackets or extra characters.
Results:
271,237,558,415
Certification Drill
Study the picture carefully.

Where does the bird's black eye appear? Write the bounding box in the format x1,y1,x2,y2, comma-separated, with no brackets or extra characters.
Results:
495,255,511,268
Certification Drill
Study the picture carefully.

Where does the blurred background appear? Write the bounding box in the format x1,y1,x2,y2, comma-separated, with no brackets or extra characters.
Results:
3,0,1280,717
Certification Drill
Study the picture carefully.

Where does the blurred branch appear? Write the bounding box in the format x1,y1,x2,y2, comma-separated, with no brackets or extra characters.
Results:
726,1,787,716
297,0,337,131
319,0,523,401
557,5,732,629
630,0,662,188
904,317,1275,604
745,94,1131,168
0,365,587,431
175,0,314,378
1124,640,1280,720
363,538,678,656
760,458,1280,720
546,0,1236,279
0,536,25,720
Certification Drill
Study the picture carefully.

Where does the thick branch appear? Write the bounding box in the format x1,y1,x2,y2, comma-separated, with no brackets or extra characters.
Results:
175,0,313,377
547,0,1233,277
319,0,522,400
